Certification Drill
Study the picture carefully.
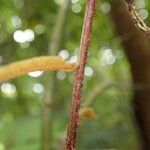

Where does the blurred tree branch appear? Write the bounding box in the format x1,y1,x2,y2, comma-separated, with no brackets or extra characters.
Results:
110,1,150,149
82,82,112,107
42,0,70,150
124,0,150,36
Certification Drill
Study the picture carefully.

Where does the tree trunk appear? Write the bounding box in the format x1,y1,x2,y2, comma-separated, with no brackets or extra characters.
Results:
41,1,70,150
110,1,150,149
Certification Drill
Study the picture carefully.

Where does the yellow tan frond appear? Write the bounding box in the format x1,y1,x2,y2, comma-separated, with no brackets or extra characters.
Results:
0,56,78,82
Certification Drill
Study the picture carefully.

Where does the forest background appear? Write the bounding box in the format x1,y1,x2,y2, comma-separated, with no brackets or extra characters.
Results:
0,0,150,149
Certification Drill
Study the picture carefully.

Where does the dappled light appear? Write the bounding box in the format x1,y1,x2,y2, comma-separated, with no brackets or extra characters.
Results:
28,71,43,78
13,29,35,43
32,83,44,94
1,83,17,98
0,0,150,149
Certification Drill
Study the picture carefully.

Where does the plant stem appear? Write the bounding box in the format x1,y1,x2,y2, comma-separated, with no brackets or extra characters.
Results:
66,0,96,149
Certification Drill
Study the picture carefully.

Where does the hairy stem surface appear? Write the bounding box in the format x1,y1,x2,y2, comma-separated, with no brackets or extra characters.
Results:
66,0,96,149
0,56,77,82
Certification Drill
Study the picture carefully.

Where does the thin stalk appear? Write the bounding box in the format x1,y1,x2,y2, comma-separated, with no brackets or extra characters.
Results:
42,0,70,150
66,0,96,149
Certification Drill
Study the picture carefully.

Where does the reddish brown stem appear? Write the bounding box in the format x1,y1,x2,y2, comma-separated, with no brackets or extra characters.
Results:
66,0,96,149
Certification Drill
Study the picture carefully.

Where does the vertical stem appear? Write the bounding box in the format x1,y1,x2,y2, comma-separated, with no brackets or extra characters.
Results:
42,1,70,150
66,0,96,149
48,0,70,55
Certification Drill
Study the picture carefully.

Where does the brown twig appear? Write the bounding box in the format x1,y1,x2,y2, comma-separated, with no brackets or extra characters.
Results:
66,0,96,149
124,0,150,36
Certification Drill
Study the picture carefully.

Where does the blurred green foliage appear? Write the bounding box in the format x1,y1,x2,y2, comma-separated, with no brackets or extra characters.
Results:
0,0,147,149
